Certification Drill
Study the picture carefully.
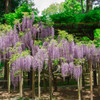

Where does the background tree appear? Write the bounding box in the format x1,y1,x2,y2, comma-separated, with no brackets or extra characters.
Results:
0,0,38,23
64,0,82,14
42,2,65,16
81,0,84,13
3,3,38,26
86,0,92,12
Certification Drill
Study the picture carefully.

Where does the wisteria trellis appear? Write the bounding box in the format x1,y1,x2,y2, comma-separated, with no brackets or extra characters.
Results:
0,13,100,99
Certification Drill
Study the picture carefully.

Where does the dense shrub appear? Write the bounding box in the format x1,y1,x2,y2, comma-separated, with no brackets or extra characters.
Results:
50,9,100,24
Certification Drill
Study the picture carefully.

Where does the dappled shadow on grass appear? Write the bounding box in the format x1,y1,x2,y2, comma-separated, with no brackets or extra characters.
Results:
54,87,78,100
0,86,100,100
0,90,19,99
0,86,79,100
82,86,100,100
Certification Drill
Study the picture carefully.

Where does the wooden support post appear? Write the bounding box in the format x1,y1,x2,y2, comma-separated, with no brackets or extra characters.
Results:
19,70,23,97
8,63,11,93
32,69,35,98
89,56,93,100
38,69,40,99
98,62,100,96
78,78,81,100
49,58,52,100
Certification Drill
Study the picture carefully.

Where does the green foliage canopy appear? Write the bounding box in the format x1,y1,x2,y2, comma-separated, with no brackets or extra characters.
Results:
64,0,82,14
3,3,37,26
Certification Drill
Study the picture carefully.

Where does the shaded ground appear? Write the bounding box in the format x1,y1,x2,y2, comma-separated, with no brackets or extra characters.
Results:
0,85,100,100
0,72,100,100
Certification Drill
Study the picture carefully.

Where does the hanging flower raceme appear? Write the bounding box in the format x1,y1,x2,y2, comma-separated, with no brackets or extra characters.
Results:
0,29,19,51
11,72,19,89
61,62,69,78
61,39,69,59
43,41,49,48
39,23,55,39
22,55,33,71
17,14,55,51
0,55,1,63
48,39,60,61
32,45,38,57
22,16,27,32
59,39,74,62
0,35,6,50
11,54,33,72
9,49,33,88
69,62,74,75
82,44,89,57
9,42,31,72
59,39,84,81
69,41,75,55
32,48,48,72
61,62,75,78
73,65,82,80
89,44,96,58
22,13,34,32
62,41,69,59
96,48,100,62
82,43,96,60
53,46,60,60
0,30,19,63
74,45,83,59
0,34,11,50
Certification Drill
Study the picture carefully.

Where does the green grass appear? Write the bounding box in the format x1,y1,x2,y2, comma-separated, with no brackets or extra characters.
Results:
57,78,77,86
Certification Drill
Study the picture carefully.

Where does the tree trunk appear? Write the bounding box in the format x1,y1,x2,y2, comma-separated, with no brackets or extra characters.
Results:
38,69,41,99
49,58,52,100
5,0,9,14
80,75,82,90
86,0,92,12
51,67,57,92
78,78,81,100
8,63,11,93
19,70,23,97
82,63,86,87
32,69,35,98
9,0,12,12
98,62,100,96
81,0,84,13
80,75,83,99
4,60,8,88
89,56,93,100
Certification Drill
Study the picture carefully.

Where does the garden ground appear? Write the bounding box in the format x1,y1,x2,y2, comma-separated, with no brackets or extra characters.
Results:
0,85,100,100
